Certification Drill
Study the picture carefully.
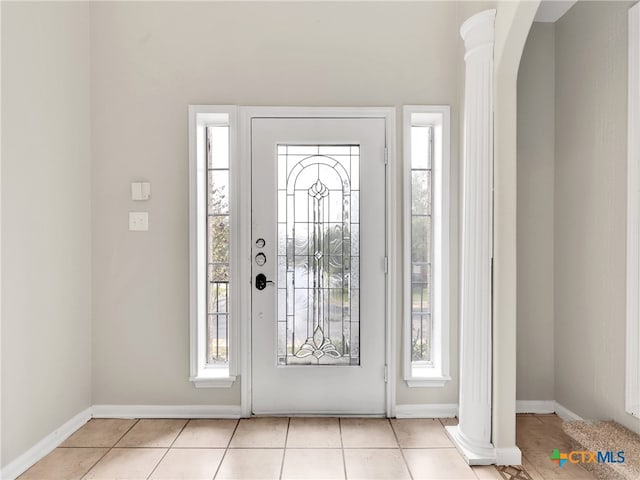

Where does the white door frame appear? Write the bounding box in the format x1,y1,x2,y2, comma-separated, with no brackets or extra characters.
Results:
238,107,397,417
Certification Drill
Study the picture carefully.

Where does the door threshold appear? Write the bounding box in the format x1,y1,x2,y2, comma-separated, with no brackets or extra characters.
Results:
250,413,387,418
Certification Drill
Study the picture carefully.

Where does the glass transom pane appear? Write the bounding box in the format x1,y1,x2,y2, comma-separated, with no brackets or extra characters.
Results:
277,145,360,366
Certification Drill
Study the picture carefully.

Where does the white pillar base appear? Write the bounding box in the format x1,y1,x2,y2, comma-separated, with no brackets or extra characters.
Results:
496,447,522,466
445,425,496,465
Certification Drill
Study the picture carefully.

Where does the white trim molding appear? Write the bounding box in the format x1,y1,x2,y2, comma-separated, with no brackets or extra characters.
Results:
188,375,236,389
554,402,584,422
395,403,458,418
515,400,583,421
402,106,451,389
238,107,252,417
446,9,497,466
385,109,399,419
515,400,555,414
406,376,452,388
188,105,239,388
0,407,91,480
627,1,640,420
92,404,242,419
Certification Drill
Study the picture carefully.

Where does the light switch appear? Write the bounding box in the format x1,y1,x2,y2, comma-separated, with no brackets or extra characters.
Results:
129,212,149,231
131,182,151,201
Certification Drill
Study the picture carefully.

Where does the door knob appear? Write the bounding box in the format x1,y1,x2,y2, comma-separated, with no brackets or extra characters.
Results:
255,273,274,290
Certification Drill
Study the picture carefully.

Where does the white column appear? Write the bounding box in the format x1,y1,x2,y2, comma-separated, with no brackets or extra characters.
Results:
445,9,496,465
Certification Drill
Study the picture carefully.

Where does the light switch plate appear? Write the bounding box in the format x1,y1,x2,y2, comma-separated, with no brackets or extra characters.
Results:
129,212,148,231
131,182,151,201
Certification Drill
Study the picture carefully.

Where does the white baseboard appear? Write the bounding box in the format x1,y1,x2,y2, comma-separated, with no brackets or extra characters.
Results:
516,400,556,414
91,404,242,419
394,403,458,418
0,407,91,480
496,446,522,466
516,399,583,420
554,402,583,421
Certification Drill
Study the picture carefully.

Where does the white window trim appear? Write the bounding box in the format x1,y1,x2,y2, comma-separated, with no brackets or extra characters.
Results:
403,105,451,387
626,2,640,418
188,105,238,388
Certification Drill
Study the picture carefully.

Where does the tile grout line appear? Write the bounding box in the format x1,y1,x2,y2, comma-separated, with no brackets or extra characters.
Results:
339,418,348,480
144,419,190,480
82,444,462,450
278,418,291,480
388,418,414,480
212,417,242,480
80,418,140,480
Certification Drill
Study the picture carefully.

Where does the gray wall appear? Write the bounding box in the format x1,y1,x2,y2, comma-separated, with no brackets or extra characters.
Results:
554,0,640,433
516,23,556,401
1,2,92,467
90,1,466,407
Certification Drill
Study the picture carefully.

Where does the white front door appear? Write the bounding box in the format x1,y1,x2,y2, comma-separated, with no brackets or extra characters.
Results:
251,116,387,415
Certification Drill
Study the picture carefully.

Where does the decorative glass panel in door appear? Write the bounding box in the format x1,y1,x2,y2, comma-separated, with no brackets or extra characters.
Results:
251,116,386,415
277,146,360,365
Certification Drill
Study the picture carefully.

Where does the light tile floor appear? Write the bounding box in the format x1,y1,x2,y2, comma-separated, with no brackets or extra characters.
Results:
17,414,593,480
19,417,501,480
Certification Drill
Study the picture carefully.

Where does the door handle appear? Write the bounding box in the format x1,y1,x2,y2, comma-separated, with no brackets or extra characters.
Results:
255,273,274,290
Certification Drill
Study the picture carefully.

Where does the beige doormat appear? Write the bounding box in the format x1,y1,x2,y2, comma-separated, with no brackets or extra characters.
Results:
563,421,640,480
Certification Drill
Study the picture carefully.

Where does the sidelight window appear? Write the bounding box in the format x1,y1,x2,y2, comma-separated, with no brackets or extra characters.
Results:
189,106,237,387
404,106,451,387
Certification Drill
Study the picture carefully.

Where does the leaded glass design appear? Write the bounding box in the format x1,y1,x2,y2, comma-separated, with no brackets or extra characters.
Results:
277,145,360,366
410,126,433,363
206,125,230,364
